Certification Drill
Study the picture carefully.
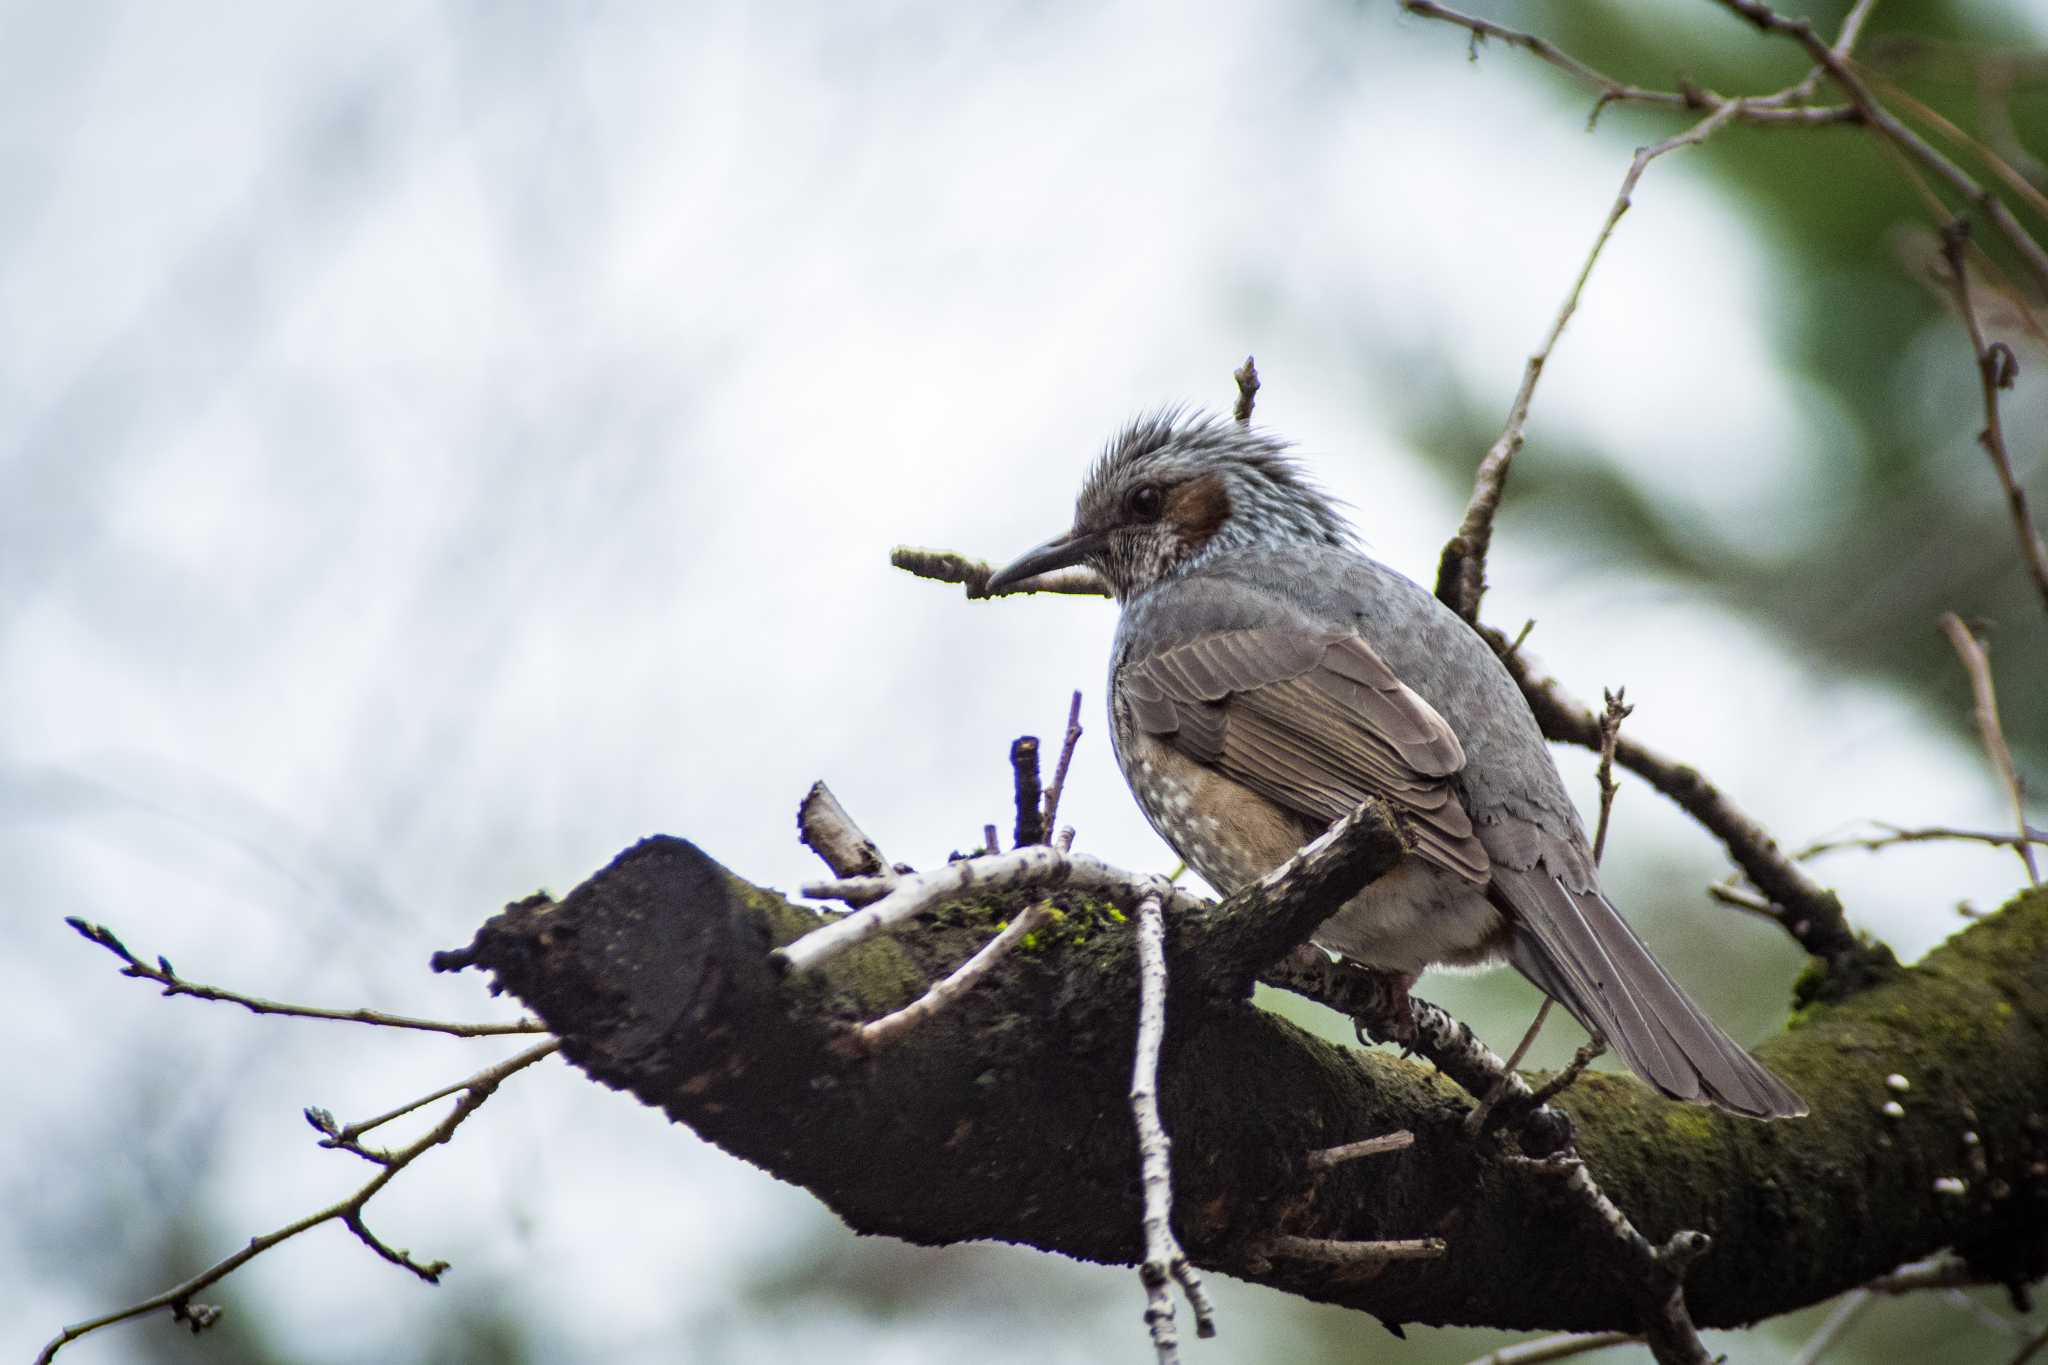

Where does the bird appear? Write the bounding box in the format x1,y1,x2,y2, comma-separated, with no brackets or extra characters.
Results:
984,409,1806,1119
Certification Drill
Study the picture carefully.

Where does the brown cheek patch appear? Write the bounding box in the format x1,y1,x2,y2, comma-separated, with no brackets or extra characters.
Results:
1166,474,1232,550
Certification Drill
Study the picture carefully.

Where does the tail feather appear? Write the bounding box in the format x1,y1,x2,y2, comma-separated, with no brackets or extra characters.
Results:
1494,870,1807,1119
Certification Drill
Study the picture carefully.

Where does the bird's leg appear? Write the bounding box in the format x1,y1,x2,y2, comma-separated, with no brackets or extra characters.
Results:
1339,965,1419,1051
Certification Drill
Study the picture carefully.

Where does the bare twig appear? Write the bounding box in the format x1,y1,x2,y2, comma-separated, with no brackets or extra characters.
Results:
1938,614,2039,886
64,917,546,1037
36,1040,562,1365
1465,1332,1639,1365
1304,1129,1415,1170
1793,821,2048,861
890,546,1111,600
798,780,891,880
1707,877,1779,917
1714,0,2048,297
1398,0,1857,130
1131,890,1216,1360
1789,1289,1874,1365
1525,1040,1608,1111
1938,221,2048,617
1465,997,1555,1136
1436,96,1747,622
1869,74,2048,238
855,901,1058,1051
1592,688,1633,864
983,823,1000,856
784,846,1202,975
2013,1325,2048,1365
1233,355,1260,423
1011,736,1046,847
1504,617,1537,659
1040,690,1085,838
1866,1252,1994,1295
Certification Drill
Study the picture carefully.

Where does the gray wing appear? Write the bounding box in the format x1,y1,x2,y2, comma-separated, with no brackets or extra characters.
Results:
1119,627,1490,885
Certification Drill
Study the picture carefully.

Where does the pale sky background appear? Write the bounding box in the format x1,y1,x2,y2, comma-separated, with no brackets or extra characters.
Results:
7,2,2045,1364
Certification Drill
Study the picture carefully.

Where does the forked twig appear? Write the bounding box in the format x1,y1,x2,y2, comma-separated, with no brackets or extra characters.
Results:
36,1040,562,1364
64,917,545,1038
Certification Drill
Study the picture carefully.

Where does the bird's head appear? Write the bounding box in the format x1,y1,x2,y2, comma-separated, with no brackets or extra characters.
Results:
986,409,1356,600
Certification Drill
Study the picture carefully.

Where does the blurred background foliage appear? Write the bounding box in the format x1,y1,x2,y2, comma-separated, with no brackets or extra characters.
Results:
1397,0,2048,777
11,1,2045,1364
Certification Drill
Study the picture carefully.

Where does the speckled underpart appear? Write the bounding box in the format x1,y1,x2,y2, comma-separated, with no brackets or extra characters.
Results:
1117,721,1507,976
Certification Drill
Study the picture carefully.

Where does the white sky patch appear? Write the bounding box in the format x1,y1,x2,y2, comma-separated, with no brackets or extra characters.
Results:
5,1,2041,1361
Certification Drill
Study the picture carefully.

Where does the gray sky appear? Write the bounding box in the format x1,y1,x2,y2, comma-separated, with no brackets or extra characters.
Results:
7,2,2044,1363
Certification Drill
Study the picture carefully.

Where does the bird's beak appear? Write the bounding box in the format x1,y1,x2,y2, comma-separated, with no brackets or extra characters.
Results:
985,527,1105,593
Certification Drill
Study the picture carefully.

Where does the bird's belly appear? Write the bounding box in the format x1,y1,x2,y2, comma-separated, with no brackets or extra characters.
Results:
1122,734,1506,976
1311,866,1508,977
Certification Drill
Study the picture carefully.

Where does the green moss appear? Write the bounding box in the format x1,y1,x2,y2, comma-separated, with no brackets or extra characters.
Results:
1660,1105,1718,1145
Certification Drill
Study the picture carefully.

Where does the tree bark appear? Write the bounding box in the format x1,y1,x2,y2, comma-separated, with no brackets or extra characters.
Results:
434,836,2048,1334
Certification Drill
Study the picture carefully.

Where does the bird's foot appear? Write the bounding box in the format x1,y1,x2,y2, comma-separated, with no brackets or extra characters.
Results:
1340,966,1419,1051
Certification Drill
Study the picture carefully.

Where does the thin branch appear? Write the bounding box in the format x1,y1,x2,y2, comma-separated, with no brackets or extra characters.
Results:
1939,221,2048,618
797,780,892,880
1040,690,1085,838
853,901,1058,1052
890,546,1112,600
1867,1253,1995,1295
1398,0,1858,129
1525,1040,1608,1111
1869,73,2048,238
1592,688,1633,864
36,1040,562,1365
1233,355,1260,423
1436,96,1747,621
1793,821,2048,861
1305,1130,1415,1170
784,846,1202,975
1714,0,2048,298
1706,877,1779,917
1011,736,1046,848
1131,890,1216,1361
1464,998,1555,1137
1465,1332,1639,1365
1938,614,2039,886
64,917,546,1037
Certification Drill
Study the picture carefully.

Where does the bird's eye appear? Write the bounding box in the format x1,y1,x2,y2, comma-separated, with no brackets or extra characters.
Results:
1126,484,1163,521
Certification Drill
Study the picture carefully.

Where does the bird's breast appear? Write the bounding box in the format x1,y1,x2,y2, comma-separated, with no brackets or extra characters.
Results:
1116,729,1310,892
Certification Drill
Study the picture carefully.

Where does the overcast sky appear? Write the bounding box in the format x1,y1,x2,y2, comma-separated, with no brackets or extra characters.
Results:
7,3,2044,1364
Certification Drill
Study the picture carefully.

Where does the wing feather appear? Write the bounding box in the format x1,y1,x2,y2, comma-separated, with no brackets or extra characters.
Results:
1121,628,1489,886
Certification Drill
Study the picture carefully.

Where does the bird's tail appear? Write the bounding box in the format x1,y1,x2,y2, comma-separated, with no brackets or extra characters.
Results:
1493,870,1807,1119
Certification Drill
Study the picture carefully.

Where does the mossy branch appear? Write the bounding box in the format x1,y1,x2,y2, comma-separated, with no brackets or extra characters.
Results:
436,837,2048,1334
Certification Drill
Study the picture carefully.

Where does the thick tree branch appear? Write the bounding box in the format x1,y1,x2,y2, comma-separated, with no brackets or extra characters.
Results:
436,836,2048,1335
